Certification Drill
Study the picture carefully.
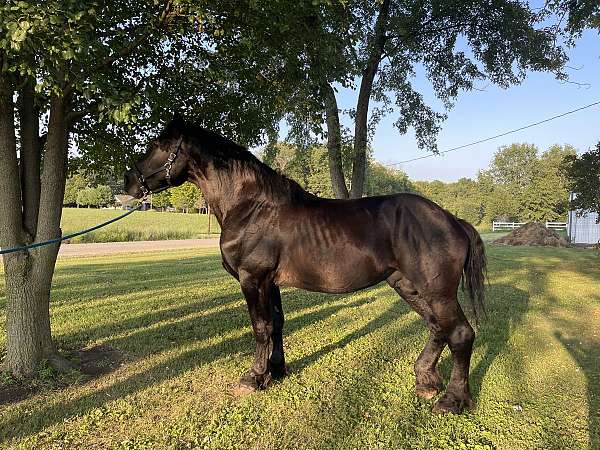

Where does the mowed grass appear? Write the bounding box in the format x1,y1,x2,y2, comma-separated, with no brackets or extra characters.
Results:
0,245,598,449
61,208,220,243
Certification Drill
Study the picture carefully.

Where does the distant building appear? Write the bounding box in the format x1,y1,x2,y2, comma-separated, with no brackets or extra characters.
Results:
567,193,600,245
114,195,150,211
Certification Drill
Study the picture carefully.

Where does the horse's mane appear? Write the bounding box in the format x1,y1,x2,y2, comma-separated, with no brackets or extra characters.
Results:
171,121,311,202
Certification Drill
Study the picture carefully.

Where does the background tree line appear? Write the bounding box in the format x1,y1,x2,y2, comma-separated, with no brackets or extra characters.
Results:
63,171,206,213
262,141,579,226
64,138,593,228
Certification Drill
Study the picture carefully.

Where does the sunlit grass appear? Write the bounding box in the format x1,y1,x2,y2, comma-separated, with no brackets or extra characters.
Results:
0,245,598,449
60,208,220,243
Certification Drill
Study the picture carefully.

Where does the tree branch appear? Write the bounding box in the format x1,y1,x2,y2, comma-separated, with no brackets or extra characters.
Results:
385,21,474,51
36,71,69,244
350,0,391,198
63,0,176,98
323,83,349,199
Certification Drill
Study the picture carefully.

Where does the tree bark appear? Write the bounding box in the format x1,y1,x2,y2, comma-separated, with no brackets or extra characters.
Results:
323,84,349,199
2,75,74,375
18,80,41,239
0,73,53,376
349,0,390,199
0,73,24,249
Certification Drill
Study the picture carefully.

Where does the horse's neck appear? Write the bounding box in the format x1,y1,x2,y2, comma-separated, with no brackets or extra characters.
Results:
189,163,265,226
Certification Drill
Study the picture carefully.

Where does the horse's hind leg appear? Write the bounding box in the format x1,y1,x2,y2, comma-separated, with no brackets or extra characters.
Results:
414,331,446,399
430,301,475,414
388,274,475,413
387,275,445,399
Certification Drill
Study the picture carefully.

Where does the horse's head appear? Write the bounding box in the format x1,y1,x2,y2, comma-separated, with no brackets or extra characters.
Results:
124,117,190,198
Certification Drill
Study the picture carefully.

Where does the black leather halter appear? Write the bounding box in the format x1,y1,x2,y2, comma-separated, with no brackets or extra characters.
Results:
133,136,183,198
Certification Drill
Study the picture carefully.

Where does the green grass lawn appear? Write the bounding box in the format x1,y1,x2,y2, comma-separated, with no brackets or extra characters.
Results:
61,208,220,243
0,245,598,449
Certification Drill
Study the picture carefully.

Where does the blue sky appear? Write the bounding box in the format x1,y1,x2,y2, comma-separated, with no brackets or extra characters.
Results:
334,28,600,182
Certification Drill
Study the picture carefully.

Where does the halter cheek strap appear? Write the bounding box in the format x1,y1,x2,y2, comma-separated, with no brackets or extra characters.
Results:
133,136,183,197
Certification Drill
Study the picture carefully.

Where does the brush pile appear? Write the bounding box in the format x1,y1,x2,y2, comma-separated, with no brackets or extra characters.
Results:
494,222,569,247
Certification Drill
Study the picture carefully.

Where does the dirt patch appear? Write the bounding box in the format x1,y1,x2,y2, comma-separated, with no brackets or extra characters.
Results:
0,344,127,406
0,384,34,405
493,222,569,247
73,344,128,376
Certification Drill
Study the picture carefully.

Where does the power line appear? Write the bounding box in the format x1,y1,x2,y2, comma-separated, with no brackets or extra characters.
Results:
388,99,600,166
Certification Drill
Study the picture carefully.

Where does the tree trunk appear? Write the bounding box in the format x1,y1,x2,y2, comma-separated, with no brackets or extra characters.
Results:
323,84,349,199
4,256,56,375
2,74,74,375
18,80,41,239
349,0,390,199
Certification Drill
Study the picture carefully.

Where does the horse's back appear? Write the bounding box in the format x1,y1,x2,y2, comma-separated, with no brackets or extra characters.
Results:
273,193,468,293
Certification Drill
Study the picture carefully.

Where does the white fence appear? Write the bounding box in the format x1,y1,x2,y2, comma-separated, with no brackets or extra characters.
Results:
492,221,567,232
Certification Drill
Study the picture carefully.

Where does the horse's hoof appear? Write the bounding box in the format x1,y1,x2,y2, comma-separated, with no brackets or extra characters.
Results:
415,368,442,399
232,383,256,398
415,384,441,400
259,372,273,389
432,391,474,414
270,364,289,380
233,371,260,397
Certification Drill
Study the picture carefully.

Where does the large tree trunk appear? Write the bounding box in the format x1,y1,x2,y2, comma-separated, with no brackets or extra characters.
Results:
1,72,73,375
0,73,52,376
349,0,390,199
4,258,56,375
323,84,349,199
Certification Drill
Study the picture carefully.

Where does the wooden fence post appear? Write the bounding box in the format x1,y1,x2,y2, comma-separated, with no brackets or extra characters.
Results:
208,205,212,235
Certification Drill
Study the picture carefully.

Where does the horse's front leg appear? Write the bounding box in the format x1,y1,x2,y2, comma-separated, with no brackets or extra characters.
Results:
268,284,287,379
237,273,274,392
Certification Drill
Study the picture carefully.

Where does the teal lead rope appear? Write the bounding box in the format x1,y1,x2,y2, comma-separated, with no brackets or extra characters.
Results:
0,204,143,256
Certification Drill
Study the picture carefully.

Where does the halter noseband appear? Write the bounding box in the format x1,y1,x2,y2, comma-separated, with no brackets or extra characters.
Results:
133,136,183,198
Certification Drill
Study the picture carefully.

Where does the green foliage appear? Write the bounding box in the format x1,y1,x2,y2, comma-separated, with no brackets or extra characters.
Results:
76,187,99,208
95,185,114,207
74,185,113,208
284,0,567,150
63,173,89,205
260,142,408,198
545,0,600,37
414,143,576,225
169,182,201,212
364,162,414,197
487,143,576,221
151,191,172,210
563,142,600,218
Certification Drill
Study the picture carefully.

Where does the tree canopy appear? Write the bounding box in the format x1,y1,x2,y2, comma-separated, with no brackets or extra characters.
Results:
415,143,577,224
290,0,569,198
563,142,600,219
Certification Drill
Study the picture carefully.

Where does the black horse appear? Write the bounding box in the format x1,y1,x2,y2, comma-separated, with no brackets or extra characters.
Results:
124,118,486,414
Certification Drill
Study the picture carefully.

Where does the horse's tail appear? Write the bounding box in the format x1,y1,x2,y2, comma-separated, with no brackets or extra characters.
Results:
457,218,487,325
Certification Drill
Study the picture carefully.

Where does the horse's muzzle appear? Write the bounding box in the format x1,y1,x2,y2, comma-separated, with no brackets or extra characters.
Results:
123,169,144,198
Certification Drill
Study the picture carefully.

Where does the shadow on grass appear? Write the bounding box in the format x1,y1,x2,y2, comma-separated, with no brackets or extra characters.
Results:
0,275,379,440
554,326,599,449
468,282,529,399
523,260,599,449
4,247,589,446
291,300,412,372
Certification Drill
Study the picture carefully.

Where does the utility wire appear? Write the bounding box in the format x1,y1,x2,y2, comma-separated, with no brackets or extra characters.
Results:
389,100,600,166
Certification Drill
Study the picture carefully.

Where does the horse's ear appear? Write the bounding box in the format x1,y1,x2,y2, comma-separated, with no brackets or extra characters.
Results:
164,112,185,138
172,111,184,125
